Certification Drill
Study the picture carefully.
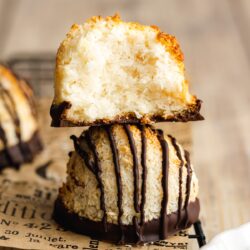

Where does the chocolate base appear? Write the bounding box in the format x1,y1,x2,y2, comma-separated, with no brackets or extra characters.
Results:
50,100,204,127
53,197,200,245
0,131,43,170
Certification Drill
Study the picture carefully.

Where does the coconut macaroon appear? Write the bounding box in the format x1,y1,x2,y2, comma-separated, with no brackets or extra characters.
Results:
53,124,199,244
50,15,203,127
0,64,43,169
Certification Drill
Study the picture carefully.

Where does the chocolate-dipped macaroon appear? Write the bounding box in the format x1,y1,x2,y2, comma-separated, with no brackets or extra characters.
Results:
0,64,43,169
53,124,199,244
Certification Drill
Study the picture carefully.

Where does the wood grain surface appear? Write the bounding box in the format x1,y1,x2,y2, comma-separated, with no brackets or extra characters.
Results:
0,0,249,249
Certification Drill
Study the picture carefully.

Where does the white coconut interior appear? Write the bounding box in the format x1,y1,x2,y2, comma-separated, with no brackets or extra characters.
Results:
55,21,192,122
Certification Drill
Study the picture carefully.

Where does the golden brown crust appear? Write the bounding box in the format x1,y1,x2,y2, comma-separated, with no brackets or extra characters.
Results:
0,64,35,110
55,14,184,82
50,99,203,127
85,14,184,65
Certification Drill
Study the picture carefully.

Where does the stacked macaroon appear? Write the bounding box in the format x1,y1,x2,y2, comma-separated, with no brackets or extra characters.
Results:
0,64,43,169
51,15,203,245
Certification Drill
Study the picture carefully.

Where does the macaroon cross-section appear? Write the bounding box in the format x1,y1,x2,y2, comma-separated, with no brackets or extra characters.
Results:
50,15,203,126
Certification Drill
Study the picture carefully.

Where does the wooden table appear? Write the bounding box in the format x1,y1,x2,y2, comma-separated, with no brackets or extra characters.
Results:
0,0,249,248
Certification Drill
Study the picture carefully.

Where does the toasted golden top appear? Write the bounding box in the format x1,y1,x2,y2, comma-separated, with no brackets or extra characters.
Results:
84,14,184,64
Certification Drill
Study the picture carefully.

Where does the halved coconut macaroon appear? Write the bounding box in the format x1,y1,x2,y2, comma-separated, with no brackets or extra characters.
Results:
51,15,203,126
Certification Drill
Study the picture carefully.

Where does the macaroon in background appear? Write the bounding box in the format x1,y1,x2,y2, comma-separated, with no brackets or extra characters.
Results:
0,0,249,249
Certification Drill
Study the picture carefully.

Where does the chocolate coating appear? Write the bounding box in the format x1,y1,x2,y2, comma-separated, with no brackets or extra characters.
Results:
0,131,43,170
53,197,200,244
50,99,204,127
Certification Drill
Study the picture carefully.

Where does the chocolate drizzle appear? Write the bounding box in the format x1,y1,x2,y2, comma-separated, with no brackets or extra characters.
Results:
70,132,108,232
0,123,11,164
124,125,140,213
0,124,8,148
124,124,141,242
0,72,42,168
68,125,197,244
156,129,169,239
70,135,96,174
105,126,124,243
18,79,37,117
0,82,32,164
184,150,192,226
140,125,147,227
0,84,22,143
168,135,184,229
85,129,108,232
